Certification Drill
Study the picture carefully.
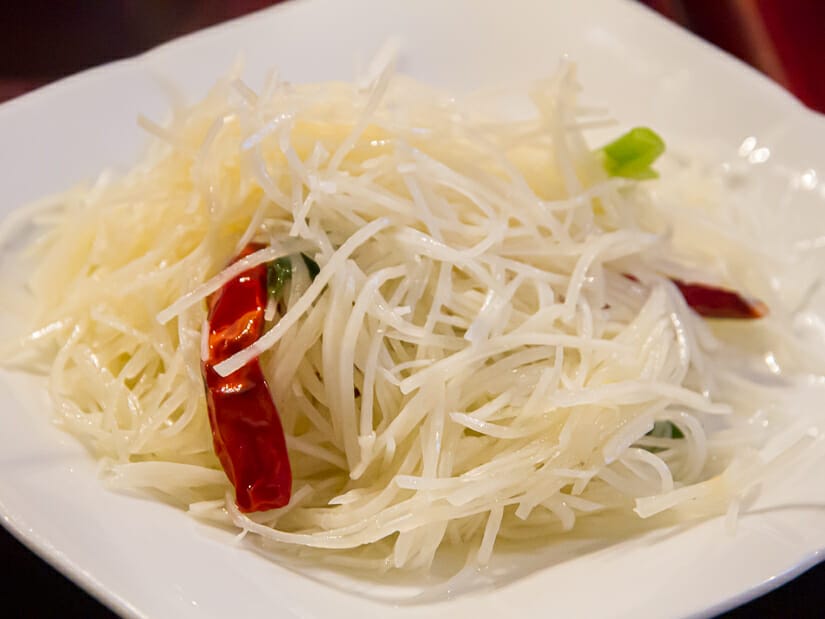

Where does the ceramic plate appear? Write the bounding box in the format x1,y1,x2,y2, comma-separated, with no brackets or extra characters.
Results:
2,1,825,617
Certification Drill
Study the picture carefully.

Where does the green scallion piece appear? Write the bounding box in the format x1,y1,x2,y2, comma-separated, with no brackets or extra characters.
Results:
600,127,665,180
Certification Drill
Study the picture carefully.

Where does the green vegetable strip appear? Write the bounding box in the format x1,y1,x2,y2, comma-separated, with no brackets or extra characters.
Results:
266,253,321,300
266,256,293,299
300,253,320,280
647,420,685,440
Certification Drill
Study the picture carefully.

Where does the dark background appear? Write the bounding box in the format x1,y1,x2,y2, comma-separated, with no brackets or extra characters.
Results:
2,1,824,617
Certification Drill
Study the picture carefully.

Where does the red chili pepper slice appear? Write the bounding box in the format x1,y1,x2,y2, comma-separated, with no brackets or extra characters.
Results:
623,273,767,319
202,243,292,512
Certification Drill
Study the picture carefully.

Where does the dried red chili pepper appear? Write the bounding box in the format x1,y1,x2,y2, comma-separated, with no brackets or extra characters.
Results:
623,273,767,319
670,279,767,319
202,243,292,512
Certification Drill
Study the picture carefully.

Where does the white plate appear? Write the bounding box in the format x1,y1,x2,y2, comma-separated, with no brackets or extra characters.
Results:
2,1,825,617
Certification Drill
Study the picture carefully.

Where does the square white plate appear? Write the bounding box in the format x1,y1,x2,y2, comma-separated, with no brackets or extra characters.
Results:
2,1,825,617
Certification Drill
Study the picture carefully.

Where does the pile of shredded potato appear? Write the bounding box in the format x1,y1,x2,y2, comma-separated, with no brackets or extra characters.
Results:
2,55,823,572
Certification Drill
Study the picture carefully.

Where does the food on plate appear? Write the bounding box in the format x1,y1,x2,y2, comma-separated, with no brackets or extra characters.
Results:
1,57,822,571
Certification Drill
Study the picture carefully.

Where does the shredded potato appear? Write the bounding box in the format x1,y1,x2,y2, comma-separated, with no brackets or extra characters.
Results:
2,55,824,572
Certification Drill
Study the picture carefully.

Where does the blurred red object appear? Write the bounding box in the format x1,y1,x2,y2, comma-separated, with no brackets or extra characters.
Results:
1,1,824,113
643,0,825,113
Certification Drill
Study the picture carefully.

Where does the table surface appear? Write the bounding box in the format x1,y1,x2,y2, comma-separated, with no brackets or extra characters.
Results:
1,2,824,617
